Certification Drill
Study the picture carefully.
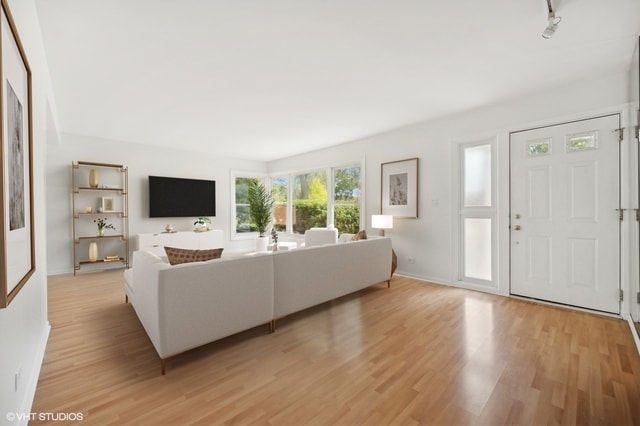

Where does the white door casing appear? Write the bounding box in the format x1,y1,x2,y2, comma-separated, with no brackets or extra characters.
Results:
510,114,620,314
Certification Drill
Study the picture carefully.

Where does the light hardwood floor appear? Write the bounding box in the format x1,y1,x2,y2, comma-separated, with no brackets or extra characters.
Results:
32,271,640,425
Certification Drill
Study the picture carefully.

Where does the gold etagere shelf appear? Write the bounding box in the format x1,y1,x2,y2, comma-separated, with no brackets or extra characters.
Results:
71,161,129,275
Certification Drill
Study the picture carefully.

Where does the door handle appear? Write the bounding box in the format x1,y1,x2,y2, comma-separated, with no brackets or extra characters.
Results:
514,225,522,231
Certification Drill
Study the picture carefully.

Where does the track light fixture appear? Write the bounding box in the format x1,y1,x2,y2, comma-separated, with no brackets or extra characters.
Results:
542,0,561,39
542,15,561,39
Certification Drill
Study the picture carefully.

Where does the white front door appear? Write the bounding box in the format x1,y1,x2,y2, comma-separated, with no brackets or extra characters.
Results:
510,115,621,314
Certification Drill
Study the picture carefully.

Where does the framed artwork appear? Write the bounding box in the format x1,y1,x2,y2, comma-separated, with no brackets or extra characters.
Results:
101,197,115,212
381,157,419,218
1,0,34,308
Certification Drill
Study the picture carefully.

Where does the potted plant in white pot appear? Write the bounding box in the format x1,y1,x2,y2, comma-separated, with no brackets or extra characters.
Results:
248,180,274,252
193,217,211,232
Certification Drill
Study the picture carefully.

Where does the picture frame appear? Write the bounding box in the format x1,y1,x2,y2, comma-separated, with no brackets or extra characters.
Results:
381,157,419,218
0,0,35,308
101,197,115,212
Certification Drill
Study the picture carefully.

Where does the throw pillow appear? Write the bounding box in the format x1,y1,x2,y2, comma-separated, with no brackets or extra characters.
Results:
351,230,368,241
164,246,224,265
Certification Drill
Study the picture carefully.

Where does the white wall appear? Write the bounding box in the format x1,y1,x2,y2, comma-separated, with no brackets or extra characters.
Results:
0,1,54,424
269,70,630,296
44,68,632,287
45,133,267,274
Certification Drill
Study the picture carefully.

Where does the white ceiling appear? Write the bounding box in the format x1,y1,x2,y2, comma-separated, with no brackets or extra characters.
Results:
35,0,640,161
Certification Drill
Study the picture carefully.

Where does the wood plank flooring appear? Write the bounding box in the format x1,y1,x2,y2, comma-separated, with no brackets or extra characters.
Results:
32,271,640,425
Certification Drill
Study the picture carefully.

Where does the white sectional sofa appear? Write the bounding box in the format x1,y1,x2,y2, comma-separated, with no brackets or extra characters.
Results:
273,236,392,322
127,235,392,374
130,250,275,374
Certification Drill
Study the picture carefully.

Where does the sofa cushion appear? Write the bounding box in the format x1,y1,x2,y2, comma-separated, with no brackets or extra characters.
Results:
164,246,224,265
351,230,368,241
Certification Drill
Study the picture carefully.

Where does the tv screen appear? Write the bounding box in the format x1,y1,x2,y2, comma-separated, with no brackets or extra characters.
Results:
149,175,216,218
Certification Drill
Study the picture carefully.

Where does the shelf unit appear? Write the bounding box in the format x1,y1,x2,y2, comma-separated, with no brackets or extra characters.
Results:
72,161,129,275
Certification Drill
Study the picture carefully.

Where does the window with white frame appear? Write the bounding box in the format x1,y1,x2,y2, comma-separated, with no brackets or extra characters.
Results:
272,175,288,233
459,141,496,285
333,165,362,234
292,170,328,234
232,163,363,239
232,174,264,238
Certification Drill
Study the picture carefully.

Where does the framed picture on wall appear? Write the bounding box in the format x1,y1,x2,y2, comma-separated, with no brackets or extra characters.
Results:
1,0,35,308
381,157,419,218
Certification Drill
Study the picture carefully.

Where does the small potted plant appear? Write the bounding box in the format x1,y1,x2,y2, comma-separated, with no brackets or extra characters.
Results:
247,181,274,252
94,217,116,237
193,217,211,232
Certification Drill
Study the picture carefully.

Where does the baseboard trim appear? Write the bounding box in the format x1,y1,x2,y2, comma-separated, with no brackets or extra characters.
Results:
18,321,51,425
627,315,640,356
393,272,506,296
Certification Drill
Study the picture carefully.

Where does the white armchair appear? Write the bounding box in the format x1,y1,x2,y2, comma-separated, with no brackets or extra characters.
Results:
304,227,338,247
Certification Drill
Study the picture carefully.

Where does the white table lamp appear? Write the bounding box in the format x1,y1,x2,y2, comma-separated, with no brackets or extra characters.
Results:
371,214,393,236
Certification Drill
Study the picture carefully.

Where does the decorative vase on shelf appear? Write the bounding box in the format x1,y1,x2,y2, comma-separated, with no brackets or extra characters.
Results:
89,169,99,188
88,242,98,262
97,228,105,237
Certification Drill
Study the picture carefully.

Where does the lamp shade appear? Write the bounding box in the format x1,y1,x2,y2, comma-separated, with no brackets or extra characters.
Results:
371,214,393,230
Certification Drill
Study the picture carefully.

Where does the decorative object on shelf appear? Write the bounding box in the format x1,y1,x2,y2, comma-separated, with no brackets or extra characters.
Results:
104,255,120,262
381,157,419,218
89,168,99,188
0,0,35,309
94,217,116,237
271,228,278,252
165,224,174,233
248,180,274,252
193,217,211,232
88,242,98,262
85,206,93,213
101,196,114,212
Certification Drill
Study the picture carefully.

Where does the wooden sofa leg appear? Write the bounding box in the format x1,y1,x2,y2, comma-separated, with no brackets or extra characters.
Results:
125,294,129,303
387,279,391,288
160,359,167,375
269,320,276,333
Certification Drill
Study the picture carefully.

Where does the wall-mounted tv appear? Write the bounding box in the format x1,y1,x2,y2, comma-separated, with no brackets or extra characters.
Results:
149,175,216,218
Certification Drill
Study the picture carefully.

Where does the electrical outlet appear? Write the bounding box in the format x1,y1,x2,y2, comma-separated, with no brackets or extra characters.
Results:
407,257,415,264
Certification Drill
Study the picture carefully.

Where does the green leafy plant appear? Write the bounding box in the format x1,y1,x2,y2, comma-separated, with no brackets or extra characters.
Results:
247,181,274,237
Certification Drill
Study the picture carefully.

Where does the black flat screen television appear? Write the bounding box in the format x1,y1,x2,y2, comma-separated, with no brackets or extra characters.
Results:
149,175,216,218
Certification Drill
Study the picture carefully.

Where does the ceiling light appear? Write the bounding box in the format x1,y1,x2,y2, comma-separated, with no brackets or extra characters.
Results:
542,0,561,39
542,15,561,39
